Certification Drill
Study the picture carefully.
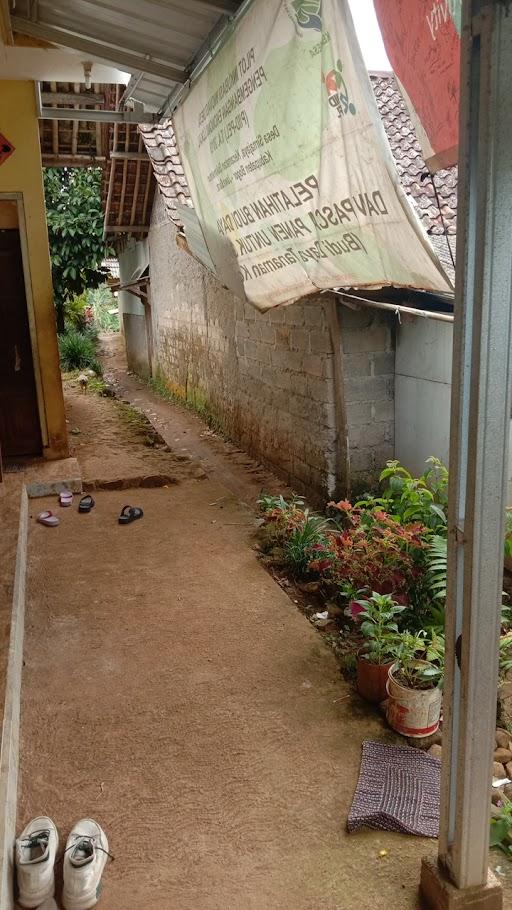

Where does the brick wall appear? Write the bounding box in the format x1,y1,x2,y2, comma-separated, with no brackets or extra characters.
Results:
340,306,395,492
145,193,396,498
148,194,338,498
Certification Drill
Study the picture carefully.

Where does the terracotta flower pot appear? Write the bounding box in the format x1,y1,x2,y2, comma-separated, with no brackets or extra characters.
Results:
356,656,394,704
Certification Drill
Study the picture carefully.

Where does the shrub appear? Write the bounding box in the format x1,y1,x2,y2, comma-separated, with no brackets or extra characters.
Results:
284,512,331,575
59,328,101,374
355,458,448,532
325,500,427,605
88,284,119,333
63,291,88,331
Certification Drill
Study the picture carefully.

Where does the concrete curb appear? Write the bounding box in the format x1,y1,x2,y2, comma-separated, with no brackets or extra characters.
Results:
0,486,28,910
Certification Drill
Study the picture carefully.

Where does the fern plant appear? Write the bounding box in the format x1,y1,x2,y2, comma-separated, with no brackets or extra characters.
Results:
427,535,447,602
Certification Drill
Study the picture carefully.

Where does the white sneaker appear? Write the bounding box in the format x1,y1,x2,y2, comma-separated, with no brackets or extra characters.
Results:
15,816,58,908
62,819,109,910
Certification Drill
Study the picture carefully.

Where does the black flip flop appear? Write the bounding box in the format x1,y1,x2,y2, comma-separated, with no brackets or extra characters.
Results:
118,505,143,525
79,494,95,513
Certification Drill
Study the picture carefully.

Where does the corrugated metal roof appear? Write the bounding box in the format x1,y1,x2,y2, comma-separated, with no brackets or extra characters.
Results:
9,0,243,115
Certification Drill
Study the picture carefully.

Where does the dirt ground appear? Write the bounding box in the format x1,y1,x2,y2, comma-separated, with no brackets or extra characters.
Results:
16,347,512,908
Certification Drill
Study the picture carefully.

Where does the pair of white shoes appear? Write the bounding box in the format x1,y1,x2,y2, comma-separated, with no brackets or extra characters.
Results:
16,817,110,909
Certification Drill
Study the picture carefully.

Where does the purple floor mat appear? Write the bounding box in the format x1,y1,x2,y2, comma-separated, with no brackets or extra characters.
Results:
347,740,441,837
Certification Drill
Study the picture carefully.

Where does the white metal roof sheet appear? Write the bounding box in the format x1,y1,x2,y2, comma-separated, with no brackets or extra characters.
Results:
10,0,242,114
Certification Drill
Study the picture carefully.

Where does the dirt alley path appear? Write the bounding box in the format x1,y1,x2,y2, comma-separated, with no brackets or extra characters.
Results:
18,342,450,909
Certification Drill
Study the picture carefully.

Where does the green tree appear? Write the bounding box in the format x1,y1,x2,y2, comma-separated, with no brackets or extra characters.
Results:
43,167,110,333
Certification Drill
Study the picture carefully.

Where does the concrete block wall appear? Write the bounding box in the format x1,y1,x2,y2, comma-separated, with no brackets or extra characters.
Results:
148,193,338,497
339,306,395,491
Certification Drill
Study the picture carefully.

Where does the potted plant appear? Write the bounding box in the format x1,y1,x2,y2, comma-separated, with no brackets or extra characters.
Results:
355,592,405,704
386,631,444,738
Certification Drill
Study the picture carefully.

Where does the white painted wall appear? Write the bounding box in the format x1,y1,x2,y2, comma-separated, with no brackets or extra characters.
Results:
395,316,512,504
395,317,452,476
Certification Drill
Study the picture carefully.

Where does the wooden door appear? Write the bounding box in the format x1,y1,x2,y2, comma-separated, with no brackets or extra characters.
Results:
0,229,42,456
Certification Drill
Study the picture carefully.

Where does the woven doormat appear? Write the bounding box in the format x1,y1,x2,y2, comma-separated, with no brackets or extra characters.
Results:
347,740,441,837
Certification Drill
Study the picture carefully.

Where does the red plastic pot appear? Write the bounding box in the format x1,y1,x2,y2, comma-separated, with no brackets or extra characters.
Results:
356,656,393,704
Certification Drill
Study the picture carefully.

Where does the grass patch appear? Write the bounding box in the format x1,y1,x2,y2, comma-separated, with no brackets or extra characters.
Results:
115,401,164,447
59,327,102,374
148,374,227,437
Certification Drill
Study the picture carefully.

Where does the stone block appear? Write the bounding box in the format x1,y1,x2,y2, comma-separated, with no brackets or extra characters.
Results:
344,376,394,404
371,351,395,375
349,421,392,449
420,856,502,909
344,352,372,377
303,303,325,327
284,304,306,326
275,325,291,347
268,306,286,324
234,320,250,340
339,307,374,332
346,401,373,426
310,329,334,355
307,376,331,404
289,327,310,352
244,340,271,365
342,325,391,354
259,323,277,345
270,348,303,372
302,353,325,378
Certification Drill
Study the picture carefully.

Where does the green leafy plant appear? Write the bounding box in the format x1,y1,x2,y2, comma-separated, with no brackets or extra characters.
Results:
44,168,112,333
393,630,444,690
356,592,405,665
258,493,305,514
500,634,512,677
490,796,512,856
505,511,512,560
356,459,448,532
326,500,427,604
284,512,331,575
257,494,311,554
88,284,119,332
58,328,101,374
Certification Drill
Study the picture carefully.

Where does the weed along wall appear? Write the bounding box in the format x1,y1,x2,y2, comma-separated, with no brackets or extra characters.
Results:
0,81,67,459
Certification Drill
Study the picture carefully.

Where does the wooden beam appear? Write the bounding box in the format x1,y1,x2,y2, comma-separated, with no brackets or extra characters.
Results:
42,154,106,167
141,162,152,226
105,225,148,233
103,88,118,238
0,0,13,45
117,122,130,226
50,81,58,156
110,151,149,161
40,92,105,105
130,159,142,227
71,82,79,157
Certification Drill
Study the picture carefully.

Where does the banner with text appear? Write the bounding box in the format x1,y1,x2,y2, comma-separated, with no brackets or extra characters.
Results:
173,0,452,310
374,0,461,172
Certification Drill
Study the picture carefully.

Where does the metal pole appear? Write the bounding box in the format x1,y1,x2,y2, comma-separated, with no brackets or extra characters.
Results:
432,0,512,898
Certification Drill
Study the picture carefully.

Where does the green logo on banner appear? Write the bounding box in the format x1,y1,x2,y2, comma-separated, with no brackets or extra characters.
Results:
291,0,323,32
324,60,356,116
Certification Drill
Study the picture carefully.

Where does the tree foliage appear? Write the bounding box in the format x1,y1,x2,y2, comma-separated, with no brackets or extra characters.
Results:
44,167,110,332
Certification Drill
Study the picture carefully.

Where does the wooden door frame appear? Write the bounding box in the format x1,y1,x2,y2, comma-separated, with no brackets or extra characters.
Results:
0,192,48,449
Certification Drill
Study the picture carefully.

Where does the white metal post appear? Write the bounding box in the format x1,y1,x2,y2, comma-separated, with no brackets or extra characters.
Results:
432,0,512,899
